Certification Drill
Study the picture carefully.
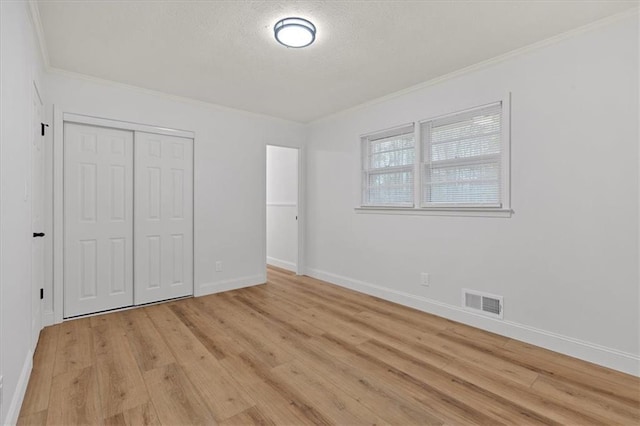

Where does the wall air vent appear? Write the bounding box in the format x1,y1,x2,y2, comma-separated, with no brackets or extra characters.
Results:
462,289,503,319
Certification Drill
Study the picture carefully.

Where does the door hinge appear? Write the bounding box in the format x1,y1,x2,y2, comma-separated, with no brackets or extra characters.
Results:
41,123,49,136
40,288,44,300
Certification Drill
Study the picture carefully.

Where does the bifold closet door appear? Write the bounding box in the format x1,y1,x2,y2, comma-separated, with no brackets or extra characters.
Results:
134,132,194,305
64,123,134,317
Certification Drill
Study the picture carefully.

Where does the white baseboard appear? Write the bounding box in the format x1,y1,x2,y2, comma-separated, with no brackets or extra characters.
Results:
196,274,266,297
266,257,296,272
3,350,33,426
306,267,640,377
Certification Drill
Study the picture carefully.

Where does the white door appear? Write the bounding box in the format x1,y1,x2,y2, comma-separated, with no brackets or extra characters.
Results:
134,132,193,304
31,84,44,349
64,123,134,317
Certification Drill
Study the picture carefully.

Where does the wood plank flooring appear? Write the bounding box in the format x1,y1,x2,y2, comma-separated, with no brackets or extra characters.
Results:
18,267,640,425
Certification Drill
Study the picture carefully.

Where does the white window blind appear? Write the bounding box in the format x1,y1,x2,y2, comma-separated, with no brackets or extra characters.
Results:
361,124,415,206
421,103,503,207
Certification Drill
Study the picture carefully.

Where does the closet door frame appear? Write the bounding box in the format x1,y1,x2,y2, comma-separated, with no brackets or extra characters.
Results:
53,107,195,324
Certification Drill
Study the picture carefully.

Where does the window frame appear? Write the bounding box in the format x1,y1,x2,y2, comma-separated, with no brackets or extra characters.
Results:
420,101,507,209
357,94,511,218
360,123,416,207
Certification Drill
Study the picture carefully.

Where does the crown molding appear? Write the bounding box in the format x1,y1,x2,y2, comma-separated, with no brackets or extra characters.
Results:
25,1,637,125
27,1,50,69
310,7,639,125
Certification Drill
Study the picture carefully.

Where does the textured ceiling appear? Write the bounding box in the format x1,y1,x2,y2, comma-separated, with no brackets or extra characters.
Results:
37,1,636,122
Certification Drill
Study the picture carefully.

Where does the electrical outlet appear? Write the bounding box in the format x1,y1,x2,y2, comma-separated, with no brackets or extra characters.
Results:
215,261,223,272
420,272,430,287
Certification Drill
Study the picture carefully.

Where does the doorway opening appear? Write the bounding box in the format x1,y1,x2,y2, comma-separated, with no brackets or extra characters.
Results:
266,145,299,274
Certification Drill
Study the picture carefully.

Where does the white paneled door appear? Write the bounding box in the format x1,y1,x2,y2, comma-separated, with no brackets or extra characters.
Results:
134,132,193,305
64,123,134,317
31,85,44,349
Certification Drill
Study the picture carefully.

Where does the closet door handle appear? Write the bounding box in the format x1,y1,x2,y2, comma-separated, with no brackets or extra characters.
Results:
33,232,45,238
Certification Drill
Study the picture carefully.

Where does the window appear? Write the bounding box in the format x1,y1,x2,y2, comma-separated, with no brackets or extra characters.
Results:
421,103,504,207
359,98,510,216
361,124,415,206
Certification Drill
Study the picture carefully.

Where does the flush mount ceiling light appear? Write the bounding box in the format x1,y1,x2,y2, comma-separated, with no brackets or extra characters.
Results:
274,17,316,48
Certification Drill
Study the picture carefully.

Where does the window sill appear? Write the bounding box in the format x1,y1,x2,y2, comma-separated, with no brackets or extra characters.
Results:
354,206,513,218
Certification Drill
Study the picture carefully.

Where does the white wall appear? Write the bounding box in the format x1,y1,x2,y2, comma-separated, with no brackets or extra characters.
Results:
45,70,306,319
2,15,637,426
0,1,46,423
266,145,298,271
305,14,639,375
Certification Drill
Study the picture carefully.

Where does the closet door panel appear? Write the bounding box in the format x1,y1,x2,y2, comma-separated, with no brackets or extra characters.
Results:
134,132,193,305
64,123,134,317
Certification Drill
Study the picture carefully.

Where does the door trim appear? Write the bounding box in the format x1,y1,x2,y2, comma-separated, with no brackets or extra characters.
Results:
264,144,305,276
31,80,44,348
63,113,194,139
53,106,196,324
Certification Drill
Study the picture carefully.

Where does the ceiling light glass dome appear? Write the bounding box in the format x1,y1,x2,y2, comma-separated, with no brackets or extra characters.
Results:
274,17,316,48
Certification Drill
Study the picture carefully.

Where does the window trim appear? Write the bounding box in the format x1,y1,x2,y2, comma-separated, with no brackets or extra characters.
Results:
354,206,513,218
357,93,511,217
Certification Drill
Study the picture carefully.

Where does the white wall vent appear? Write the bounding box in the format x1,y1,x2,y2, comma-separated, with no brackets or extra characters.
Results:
462,289,503,319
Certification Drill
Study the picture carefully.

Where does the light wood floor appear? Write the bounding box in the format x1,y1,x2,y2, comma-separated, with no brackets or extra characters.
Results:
18,267,640,425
